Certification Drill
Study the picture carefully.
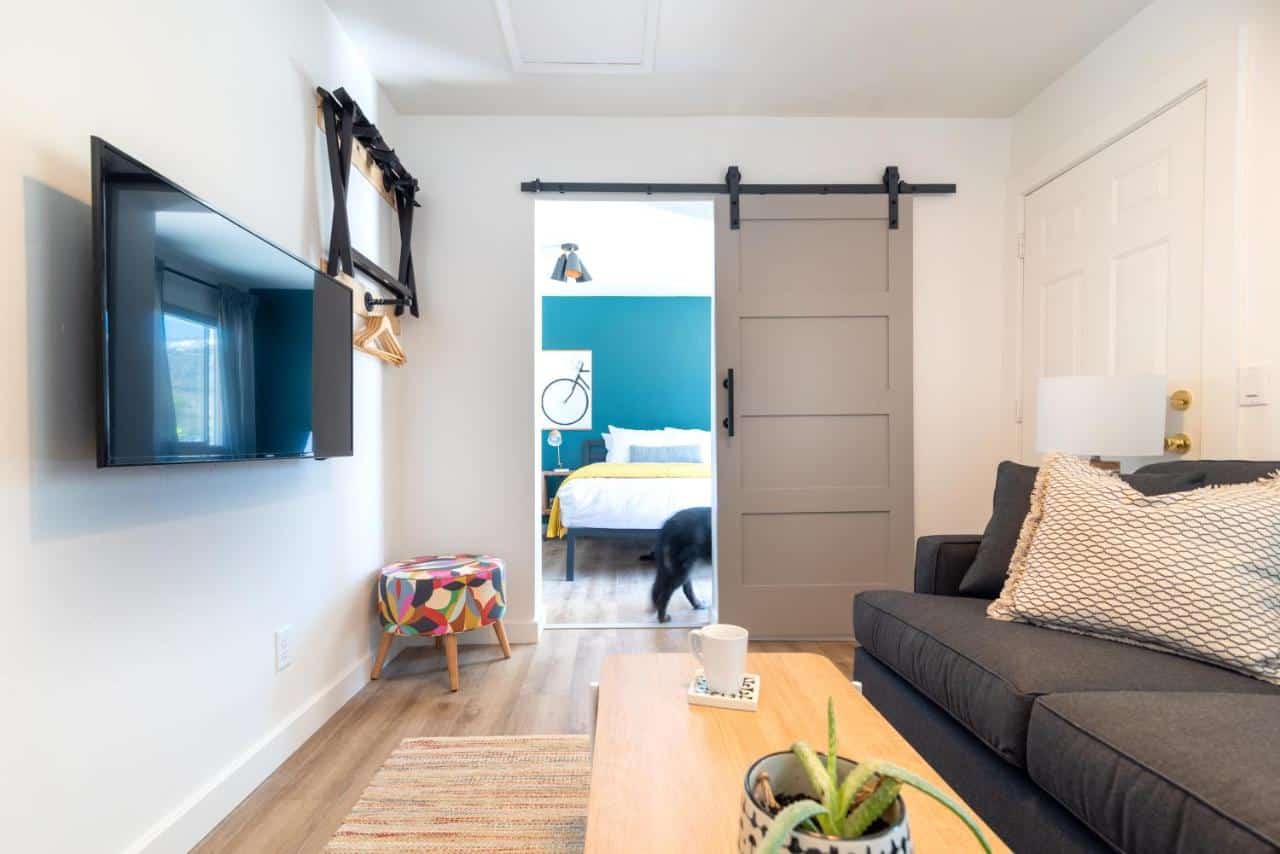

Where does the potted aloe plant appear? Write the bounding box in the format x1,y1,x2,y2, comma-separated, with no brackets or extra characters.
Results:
738,698,990,854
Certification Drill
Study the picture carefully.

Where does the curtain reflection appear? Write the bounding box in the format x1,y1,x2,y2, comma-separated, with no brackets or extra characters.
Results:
217,286,257,455
151,261,178,452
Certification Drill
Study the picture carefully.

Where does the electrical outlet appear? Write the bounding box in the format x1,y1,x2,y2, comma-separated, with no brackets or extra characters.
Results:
275,625,293,671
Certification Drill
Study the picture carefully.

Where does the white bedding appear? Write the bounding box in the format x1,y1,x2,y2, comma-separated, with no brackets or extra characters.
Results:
556,474,712,530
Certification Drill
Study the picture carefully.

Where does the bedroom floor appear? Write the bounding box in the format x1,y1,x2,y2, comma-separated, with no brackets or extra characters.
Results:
542,534,714,627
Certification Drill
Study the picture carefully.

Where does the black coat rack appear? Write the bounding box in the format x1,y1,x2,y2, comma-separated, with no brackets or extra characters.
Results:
521,165,954,230
317,86,421,317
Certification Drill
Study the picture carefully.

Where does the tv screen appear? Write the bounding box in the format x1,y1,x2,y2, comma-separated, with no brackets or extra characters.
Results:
93,138,353,466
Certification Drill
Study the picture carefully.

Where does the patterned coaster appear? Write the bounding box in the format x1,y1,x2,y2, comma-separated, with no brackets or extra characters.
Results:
688,670,761,711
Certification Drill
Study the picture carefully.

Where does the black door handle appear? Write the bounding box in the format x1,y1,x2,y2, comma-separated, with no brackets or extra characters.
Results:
722,368,735,437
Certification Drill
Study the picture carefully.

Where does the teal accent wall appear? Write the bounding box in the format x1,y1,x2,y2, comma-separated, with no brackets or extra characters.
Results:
541,296,711,470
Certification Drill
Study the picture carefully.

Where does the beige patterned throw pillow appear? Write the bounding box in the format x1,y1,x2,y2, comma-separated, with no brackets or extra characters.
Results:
989,453,1280,685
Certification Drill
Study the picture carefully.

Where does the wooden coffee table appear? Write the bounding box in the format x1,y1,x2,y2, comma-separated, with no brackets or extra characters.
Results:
586,653,1007,852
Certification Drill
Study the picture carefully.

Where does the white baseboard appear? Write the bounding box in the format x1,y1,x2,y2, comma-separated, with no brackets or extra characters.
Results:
127,621,543,853
505,619,543,644
124,653,374,854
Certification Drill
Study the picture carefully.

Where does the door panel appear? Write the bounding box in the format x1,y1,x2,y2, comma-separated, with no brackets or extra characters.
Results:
717,195,913,638
739,219,888,316
1041,274,1082,376
741,512,891,586
738,415,890,491
739,317,889,414
1022,90,1205,462
1111,241,1169,375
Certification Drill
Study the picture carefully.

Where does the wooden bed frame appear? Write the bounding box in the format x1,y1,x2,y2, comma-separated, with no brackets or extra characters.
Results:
560,437,660,581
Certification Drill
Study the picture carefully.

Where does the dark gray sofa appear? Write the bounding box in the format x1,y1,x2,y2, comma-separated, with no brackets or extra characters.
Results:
852,460,1280,854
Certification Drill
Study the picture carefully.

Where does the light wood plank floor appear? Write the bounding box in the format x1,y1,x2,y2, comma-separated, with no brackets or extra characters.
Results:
542,535,714,626
194,629,853,853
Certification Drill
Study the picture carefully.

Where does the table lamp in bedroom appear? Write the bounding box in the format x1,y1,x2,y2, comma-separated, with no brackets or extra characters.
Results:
547,429,568,472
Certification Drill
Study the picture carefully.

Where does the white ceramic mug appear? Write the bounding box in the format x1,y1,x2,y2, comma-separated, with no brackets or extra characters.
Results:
690,623,748,694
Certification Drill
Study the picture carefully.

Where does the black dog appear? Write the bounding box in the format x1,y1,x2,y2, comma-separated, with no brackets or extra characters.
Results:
651,507,712,622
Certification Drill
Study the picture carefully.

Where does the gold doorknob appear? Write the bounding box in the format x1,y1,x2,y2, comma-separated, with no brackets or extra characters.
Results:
1169,389,1192,411
1164,433,1192,454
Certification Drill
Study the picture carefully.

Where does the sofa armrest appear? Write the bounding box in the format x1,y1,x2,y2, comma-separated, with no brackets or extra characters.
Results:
914,535,982,596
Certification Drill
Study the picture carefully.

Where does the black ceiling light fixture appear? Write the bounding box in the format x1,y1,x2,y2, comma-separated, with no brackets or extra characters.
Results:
550,243,591,282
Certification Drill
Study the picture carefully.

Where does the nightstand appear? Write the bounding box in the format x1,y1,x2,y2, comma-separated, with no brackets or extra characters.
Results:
542,469,572,516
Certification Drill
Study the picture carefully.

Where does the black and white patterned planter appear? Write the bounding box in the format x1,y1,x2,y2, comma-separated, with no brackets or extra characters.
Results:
738,752,912,854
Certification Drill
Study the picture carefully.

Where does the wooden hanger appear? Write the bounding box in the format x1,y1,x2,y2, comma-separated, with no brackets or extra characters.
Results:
356,313,405,365
322,259,407,365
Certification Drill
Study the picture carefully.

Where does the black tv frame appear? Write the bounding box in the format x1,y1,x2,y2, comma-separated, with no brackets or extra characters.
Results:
92,136,353,468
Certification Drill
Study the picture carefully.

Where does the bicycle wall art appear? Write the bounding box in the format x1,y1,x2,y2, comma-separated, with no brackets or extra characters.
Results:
537,349,593,430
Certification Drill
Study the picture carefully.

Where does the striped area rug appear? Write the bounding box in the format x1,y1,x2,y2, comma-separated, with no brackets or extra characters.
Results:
325,735,591,852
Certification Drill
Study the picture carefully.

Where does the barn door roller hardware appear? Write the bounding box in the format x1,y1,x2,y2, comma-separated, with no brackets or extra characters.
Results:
520,165,954,230
317,86,421,316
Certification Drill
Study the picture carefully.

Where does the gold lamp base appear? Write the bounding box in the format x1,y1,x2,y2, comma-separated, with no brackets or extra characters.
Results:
1164,433,1192,455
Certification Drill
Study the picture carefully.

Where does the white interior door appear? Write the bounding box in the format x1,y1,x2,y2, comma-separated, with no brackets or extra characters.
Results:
1021,90,1206,463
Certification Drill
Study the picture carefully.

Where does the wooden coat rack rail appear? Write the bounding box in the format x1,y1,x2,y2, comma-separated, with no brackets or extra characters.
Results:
316,85,420,321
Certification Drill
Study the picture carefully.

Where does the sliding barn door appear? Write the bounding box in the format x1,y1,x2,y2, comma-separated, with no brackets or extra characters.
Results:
715,195,914,638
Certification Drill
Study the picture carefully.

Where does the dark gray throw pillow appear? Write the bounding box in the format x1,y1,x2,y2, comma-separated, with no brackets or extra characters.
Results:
957,461,1207,598
629,444,702,463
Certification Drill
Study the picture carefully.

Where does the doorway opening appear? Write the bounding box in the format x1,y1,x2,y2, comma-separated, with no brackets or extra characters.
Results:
533,199,716,628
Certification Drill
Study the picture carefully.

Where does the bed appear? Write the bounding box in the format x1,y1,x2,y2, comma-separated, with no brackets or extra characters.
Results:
547,437,713,580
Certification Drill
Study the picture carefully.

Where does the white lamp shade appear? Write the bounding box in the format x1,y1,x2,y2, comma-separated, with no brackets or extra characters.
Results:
1036,375,1167,457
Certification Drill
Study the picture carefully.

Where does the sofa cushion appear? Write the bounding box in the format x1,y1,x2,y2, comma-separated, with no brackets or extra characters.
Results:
1029,692,1280,854
853,591,1278,767
1136,458,1280,485
960,461,1205,598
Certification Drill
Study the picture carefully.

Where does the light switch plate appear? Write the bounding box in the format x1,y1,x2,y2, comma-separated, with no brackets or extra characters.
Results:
275,625,293,671
1240,364,1270,407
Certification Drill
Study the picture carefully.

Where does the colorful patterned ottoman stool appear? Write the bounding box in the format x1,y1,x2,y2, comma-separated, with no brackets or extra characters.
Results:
372,554,511,692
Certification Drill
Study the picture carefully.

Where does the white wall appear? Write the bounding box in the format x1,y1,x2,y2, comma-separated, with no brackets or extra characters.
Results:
392,116,1013,633
534,199,715,296
1006,0,1280,461
0,2,401,851
1237,8,1280,459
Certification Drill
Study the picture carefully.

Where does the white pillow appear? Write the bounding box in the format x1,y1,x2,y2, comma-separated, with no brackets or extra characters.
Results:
605,426,680,463
663,428,712,463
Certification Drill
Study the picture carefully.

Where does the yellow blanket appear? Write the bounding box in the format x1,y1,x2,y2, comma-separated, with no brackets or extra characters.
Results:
546,462,711,538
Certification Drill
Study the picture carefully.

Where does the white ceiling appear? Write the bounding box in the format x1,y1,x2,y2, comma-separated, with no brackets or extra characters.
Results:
327,0,1151,117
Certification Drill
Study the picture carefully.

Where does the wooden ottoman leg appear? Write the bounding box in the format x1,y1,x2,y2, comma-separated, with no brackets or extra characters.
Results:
493,620,512,659
371,632,393,680
443,633,460,692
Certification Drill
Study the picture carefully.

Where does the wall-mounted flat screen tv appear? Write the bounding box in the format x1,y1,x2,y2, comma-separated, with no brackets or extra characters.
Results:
93,137,353,466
